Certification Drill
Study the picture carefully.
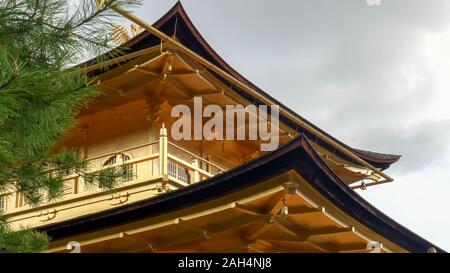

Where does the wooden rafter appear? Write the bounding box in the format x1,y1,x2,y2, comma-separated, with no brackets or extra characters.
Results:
167,77,195,98
136,67,160,77
144,215,259,250
243,217,275,241
234,203,265,216
178,219,211,239
307,227,356,242
80,44,163,74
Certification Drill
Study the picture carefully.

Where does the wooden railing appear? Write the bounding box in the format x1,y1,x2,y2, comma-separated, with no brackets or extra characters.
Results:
1,125,226,214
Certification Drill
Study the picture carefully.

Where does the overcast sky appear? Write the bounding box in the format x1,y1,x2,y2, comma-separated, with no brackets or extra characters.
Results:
120,0,450,250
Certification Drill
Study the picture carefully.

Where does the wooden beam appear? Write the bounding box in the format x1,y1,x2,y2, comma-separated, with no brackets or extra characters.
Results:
306,227,358,252
196,89,223,96
169,52,225,96
45,232,126,253
198,239,260,253
261,239,329,253
103,232,156,253
339,249,375,253
170,68,199,77
234,203,266,216
161,54,173,83
80,44,162,74
136,67,160,77
288,206,325,216
119,53,167,77
178,219,211,239
265,190,298,216
240,240,267,253
167,76,222,99
89,51,164,84
274,219,307,240
46,195,277,252
167,77,195,98
266,192,284,215
244,246,265,253
307,227,356,242
254,240,277,252
273,218,357,252
243,216,275,241
94,52,167,85
150,215,260,250
174,52,233,94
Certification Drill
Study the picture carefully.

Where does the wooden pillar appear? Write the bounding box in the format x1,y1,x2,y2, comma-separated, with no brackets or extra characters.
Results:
206,155,211,173
191,159,200,184
159,124,168,181
78,125,89,193
145,95,162,178
148,122,156,178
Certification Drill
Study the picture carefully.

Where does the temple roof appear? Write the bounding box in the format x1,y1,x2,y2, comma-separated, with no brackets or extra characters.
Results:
39,135,442,252
83,2,400,171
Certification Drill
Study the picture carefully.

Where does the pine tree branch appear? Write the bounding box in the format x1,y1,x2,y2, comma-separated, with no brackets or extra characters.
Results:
0,0,142,252
0,55,19,90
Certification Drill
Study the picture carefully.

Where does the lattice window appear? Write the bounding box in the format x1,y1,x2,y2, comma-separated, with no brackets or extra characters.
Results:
0,195,7,212
61,180,74,197
168,160,190,184
121,155,134,182
103,154,135,183
103,156,117,167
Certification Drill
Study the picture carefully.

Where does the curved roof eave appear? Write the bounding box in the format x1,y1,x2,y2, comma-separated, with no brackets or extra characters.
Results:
38,134,442,253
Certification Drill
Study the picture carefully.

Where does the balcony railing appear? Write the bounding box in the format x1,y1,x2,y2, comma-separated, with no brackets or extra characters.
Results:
1,125,226,214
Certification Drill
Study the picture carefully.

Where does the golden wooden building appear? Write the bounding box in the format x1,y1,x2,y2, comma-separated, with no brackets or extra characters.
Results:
0,2,444,253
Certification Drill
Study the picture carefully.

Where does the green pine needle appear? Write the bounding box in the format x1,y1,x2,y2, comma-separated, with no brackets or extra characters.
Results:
0,0,141,253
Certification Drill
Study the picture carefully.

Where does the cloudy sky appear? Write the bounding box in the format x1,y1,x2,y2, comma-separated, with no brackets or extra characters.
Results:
120,0,450,250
